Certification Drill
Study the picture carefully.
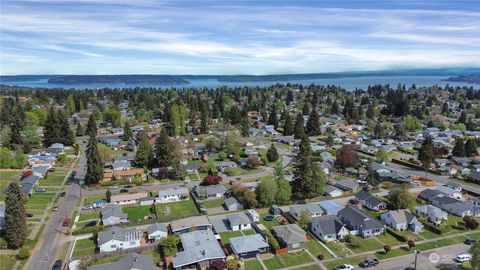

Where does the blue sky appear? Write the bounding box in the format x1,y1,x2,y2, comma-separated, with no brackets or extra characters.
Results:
1,0,480,75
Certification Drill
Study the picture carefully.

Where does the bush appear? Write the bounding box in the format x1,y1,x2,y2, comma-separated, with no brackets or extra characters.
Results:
72,225,104,236
317,254,325,260
17,247,30,260
422,222,442,235
463,216,479,230
201,175,222,186
246,156,261,169
387,228,408,242
200,163,212,172
264,231,280,250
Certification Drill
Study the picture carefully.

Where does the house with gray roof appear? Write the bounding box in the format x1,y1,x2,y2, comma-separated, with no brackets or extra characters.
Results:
147,223,168,242
0,206,4,230
97,227,142,253
272,224,307,251
87,253,154,270
112,160,131,171
230,234,270,258
355,191,387,211
380,209,423,233
224,197,243,211
172,230,225,270
311,215,349,242
319,201,343,216
205,185,227,199
334,179,360,193
170,215,212,235
101,204,129,226
432,196,480,217
48,143,65,154
157,187,189,203
419,189,447,202
290,204,324,221
324,185,343,198
436,185,462,199
22,175,40,186
337,206,385,238
20,183,34,196
227,212,251,231
414,204,448,225
185,163,202,173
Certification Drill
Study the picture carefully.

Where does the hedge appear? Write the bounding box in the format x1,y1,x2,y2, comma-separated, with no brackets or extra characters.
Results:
264,230,280,250
386,228,408,242
72,225,104,236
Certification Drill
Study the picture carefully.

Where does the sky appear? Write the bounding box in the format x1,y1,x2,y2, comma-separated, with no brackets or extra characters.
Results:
1,0,480,75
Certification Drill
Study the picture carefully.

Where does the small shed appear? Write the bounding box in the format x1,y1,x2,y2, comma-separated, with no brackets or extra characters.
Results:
225,197,243,211
270,205,282,215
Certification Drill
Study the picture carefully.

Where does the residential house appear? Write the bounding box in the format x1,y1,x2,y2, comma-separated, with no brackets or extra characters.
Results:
101,204,129,226
227,212,251,231
380,210,423,233
337,206,385,238
436,185,462,199
110,193,149,205
172,230,225,270
467,172,480,183
271,224,308,251
432,196,480,217
230,234,270,258
97,227,142,253
290,204,324,221
311,215,349,242
355,191,387,211
319,201,343,216
112,160,132,171
414,205,448,225
170,215,212,235
185,164,202,173
324,185,343,198
147,223,168,242
103,168,147,182
48,143,65,154
157,188,189,203
225,197,243,211
334,179,360,193
419,189,447,202
216,161,237,172
205,185,227,199
87,253,154,270
27,152,57,166
444,182,462,192
139,196,155,206
451,156,471,167
20,183,34,196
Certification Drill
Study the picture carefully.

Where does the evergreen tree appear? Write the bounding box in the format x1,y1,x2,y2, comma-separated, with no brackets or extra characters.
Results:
154,128,173,167
452,138,466,157
76,123,84,137
135,138,153,167
200,102,209,133
292,134,315,199
418,136,434,177
86,114,97,137
274,160,284,180
306,108,320,136
466,137,479,157
267,104,278,128
43,107,58,147
85,136,103,185
294,113,305,139
8,116,23,149
326,135,334,148
302,103,310,116
240,116,250,137
374,122,383,138
331,101,339,115
458,111,467,124
56,110,74,145
106,189,112,202
283,113,294,136
266,144,279,162
5,182,27,249
123,121,133,141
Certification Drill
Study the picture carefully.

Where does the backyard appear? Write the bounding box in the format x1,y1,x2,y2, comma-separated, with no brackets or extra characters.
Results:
123,205,154,221
39,169,69,186
259,213,281,230
219,231,243,244
203,198,225,209
155,199,199,222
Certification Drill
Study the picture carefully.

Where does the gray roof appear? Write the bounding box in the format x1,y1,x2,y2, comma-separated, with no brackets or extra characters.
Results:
101,204,128,220
170,215,211,232
97,227,141,246
446,182,462,189
355,191,372,201
224,197,241,207
158,187,188,198
290,204,324,216
319,201,342,215
338,206,384,230
185,163,202,170
22,175,40,186
432,195,460,205
324,185,341,194
382,209,415,224
227,212,251,226
172,230,225,268
230,234,269,254
112,160,131,169
415,204,447,218
365,196,386,207
147,223,167,235
205,185,227,196
334,180,358,191
419,189,447,201
312,215,345,235
272,224,306,245
87,253,154,270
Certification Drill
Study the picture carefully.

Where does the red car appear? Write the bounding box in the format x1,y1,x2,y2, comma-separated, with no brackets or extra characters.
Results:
62,218,71,227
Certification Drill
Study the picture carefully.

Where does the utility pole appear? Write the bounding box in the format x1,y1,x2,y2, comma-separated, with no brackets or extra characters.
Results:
414,249,419,269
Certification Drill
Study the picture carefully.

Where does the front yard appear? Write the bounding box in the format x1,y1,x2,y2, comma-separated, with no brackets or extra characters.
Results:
26,192,55,211
307,238,334,259
263,251,313,270
78,210,100,222
39,169,69,186
72,238,96,257
203,198,225,209
155,199,199,222
244,260,264,270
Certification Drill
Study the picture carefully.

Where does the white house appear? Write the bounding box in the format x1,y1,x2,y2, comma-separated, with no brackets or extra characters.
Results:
311,215,349,242
414,204,448,225
324,185,342,198
110,193,149,205
157,188,189,203
227,213,252,231
380,209,423,233
147,223,168,242
97,227,141,253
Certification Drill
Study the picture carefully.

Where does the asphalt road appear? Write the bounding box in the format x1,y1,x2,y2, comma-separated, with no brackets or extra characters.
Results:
24,138,87,270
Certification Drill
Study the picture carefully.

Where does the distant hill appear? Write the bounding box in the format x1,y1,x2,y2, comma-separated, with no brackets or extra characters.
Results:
47,75,189,84
446,74,480,84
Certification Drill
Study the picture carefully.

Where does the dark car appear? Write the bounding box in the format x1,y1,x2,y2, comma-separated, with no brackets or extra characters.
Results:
83,221,97,228
124,185,133,188
52,260,62,270
60,192,66,197
119,188,129,193
26,213,34,217
465,239,477,245
359,259,379,268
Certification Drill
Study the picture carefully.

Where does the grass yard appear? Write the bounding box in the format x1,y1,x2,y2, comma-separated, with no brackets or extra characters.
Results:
40,169,68,186
244,259,264,270
324,241,352,257
26,192,54,210
376,232,405,246
219,231,243,244
0,255,17,270
295,266,321,270
203,198,225,209
466,231,480,240
277,251,313,267
187,173,200,181
346,236,384,254
224,167,264,176
376,246,412,260
156,199,199,222
416,236,467,251
263,256,283,270
259,213,281,230
242,229,256,236
307,238,334,259
123,205,153,221
0,170,21,180
419,227,442,239
72,238,96,257
78,210,100,222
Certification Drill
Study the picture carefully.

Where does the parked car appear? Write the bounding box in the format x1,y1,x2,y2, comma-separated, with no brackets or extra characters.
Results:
360,259,379,268
60,192,66,197
81,204,93,210
119,188,129,193
464,239,477,245
36,188,46,193
124,185,133,188
335,264,354,270
52,260,62,270
26,213,34,217
62,218,71,227
53,206,58,212
454,254,472,263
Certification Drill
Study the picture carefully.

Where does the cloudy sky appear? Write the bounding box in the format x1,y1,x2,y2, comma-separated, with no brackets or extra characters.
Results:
1,0,479,75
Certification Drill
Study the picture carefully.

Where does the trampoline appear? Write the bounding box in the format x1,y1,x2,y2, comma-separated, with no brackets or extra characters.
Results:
264,215,275,221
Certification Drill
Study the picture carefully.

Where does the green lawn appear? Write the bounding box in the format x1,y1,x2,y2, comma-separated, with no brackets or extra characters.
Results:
263,256,283,270
156,199,199,222
376,246,412,260
324,241,352,257
466,231,480,240
40,169,68,186
244,259,264,270
376,231,405,246
416,236,467,251
72,238,96,257
187,173,199,181
224,167,264,176
26,192,55,210
123,205,153,221
419,227,442,239
346,236,384,254
78,210,100,222
242,229,256,236
259,213,281,230
307,238,334,259
203,198,225,209
219,231,243,244
0,255,17,270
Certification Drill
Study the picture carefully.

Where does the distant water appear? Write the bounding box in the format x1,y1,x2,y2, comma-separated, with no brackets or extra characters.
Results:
1,76,476,91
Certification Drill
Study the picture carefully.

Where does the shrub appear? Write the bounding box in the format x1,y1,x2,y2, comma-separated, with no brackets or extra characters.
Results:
463,216,479,230
17,247,30,260
407,240,416,250
264,231,280,250
317,254,325,260
201,175,222,186
246,156,261,169
383,245,391,254
210,259,225,270
200,163,212,172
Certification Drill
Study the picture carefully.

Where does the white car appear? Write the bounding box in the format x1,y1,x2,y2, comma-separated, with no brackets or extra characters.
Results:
454,253,472,263
335,264,354,270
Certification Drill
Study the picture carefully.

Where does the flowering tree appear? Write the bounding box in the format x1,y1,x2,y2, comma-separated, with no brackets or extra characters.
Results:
202,175,222,186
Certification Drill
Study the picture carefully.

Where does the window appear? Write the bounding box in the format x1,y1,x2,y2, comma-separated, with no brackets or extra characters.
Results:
130,241,136,245
110,245,116,249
